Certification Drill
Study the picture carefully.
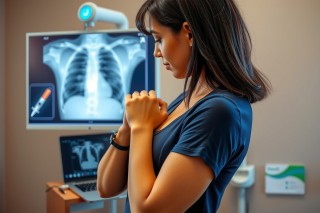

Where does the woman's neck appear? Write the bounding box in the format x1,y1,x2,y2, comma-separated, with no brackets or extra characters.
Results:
192,72,213,98
183,71,214,108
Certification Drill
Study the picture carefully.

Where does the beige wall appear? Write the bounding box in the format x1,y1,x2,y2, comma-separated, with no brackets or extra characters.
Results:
0,0,6,212
4,0,320,213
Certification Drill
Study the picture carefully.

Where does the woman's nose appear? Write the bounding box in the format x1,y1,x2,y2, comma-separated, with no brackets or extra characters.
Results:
153,49,162,58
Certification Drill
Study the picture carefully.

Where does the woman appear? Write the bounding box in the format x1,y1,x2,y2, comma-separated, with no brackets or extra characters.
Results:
97,0,270,212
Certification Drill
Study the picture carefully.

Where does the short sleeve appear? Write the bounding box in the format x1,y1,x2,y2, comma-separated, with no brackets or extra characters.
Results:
171,96,241,178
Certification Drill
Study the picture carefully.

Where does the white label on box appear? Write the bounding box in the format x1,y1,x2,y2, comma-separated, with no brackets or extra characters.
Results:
265,164,305,195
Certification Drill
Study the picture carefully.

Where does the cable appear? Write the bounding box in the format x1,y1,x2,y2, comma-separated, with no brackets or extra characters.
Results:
246,188,250,213
46,184,69,194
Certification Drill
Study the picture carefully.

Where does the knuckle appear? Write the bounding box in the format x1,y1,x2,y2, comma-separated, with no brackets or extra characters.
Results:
150,96,157,102
141,95,149,101
125,100,132,107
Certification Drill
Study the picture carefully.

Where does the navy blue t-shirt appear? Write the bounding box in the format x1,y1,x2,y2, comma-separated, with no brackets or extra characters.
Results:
125,88,252,212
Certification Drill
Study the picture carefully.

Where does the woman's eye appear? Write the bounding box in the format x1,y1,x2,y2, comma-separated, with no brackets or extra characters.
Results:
155,38,162,44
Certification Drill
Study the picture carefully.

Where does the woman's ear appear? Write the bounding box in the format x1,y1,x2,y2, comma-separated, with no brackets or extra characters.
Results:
182,22,193,46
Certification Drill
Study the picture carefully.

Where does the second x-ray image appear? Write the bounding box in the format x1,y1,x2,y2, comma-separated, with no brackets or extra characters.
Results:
72,141,104,170
42,33,146,120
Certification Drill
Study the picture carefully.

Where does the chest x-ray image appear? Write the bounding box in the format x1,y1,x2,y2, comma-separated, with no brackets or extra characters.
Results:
72,141,104,170
42,33,146,120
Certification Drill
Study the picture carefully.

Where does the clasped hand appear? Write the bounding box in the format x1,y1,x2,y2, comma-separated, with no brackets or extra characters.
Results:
125,90,168,130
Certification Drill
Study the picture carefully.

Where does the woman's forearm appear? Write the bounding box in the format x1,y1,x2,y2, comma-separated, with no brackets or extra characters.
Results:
128,125,156,211
97,126,130,198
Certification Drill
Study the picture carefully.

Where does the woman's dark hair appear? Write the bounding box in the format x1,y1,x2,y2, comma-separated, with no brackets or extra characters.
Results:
136,0,271,104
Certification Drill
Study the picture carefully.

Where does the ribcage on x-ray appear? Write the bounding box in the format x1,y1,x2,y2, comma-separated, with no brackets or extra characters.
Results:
98,47,123,104
63,48,88,105
62,47,124,105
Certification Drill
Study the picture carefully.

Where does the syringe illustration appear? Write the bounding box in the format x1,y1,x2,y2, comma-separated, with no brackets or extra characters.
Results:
31,88,52,117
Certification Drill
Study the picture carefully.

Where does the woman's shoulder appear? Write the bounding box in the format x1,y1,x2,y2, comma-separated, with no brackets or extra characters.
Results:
205,88,250,106
181,89,252,133
192,88,252,117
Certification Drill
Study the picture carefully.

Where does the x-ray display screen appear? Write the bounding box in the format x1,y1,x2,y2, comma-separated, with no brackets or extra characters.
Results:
59,133,111,182
26,30,155,129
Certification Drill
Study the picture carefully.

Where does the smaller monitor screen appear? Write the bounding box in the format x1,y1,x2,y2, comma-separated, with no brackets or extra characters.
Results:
26,29,155,129
59,133,111,182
